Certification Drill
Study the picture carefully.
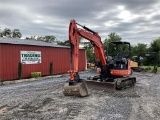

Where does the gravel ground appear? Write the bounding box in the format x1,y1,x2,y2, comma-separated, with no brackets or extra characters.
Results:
0,70,160,120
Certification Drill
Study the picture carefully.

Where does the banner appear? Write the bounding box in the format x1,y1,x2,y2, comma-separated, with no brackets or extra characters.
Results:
21,51,41,64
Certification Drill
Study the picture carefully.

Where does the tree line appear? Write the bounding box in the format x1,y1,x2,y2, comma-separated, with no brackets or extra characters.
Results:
0,28,159,66
85,32,160,66
0,28,22,38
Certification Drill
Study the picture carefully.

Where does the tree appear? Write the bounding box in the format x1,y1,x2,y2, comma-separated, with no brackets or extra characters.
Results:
0,28,22,38
2,28,12,37
0,32,3,37
103,32,122,57
82,42,96,62
36,36,44,41
149,38,160,66
43,35,56,43
130,43,148,65
131,43,148,56
27,35,56,43
12,29,22,38
103,32,122,50
149,37,160,52
26,36,37,40
108,32,122,41
57,40,70,46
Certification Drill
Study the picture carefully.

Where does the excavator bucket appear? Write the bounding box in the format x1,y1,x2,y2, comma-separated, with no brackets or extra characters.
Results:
62,81,91,97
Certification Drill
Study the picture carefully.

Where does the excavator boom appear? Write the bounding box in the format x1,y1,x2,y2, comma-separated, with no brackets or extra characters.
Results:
68,20,106,78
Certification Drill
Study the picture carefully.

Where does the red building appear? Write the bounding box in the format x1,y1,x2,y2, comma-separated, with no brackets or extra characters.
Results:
0,38,86,81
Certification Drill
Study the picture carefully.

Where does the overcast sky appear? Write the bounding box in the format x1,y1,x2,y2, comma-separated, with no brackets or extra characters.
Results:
1,0,160,45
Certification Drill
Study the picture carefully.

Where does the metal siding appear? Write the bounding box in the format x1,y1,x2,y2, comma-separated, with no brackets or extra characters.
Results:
1,44,19,80
0,44,2,80
0,44,86,81
79,50,86,71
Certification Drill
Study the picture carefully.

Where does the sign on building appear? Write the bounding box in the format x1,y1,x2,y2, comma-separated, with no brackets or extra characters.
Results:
20,51,41,64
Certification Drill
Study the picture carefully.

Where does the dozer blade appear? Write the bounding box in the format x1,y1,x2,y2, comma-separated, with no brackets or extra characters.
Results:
85,77,136,92
62,81,90,97
85,80,116,92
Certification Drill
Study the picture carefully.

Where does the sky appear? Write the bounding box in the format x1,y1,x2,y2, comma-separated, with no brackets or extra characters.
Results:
0,0,160,46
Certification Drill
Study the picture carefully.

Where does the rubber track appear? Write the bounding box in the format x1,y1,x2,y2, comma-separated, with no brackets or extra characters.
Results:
115,77,136,90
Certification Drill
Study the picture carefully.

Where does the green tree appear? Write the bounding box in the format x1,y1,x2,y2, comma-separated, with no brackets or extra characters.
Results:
149,38,160,66
130,43,148,65
131,43,148,56
103,32,122,50
57,40,70,46
43,35,56,43
36,36,45,41
149,37,160,52
103,32,122,57
26,36,37,40
2,28,12,37
12,29,22,38
26,35,56,43
0,32,3,37
82,42,96,62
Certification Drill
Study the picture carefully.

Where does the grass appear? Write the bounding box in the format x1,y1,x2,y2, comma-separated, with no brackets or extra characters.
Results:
141,66,160,72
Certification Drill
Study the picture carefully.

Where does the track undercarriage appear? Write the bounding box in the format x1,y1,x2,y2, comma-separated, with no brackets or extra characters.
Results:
63,75,136,97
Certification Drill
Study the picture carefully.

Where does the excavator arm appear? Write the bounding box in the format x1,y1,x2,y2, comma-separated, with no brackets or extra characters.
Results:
68,20,106,83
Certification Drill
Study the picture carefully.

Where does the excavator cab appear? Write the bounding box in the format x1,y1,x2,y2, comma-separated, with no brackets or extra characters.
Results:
131,52,157,73
107,41,130,69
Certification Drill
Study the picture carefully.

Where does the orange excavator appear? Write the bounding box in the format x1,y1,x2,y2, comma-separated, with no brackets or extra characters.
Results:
63,20,136,96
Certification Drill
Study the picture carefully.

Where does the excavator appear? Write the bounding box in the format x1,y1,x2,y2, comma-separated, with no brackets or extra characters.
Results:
62,20,136,96
131,52,157,73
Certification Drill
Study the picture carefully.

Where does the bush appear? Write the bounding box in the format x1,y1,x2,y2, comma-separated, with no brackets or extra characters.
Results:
49,62,53,75
31,72,41,78
18,62,22,79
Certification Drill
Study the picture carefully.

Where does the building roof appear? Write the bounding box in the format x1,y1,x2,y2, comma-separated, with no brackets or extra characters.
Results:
0,37,70,48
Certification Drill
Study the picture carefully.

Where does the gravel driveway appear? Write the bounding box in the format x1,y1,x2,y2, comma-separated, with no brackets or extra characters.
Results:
0,70,160,120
